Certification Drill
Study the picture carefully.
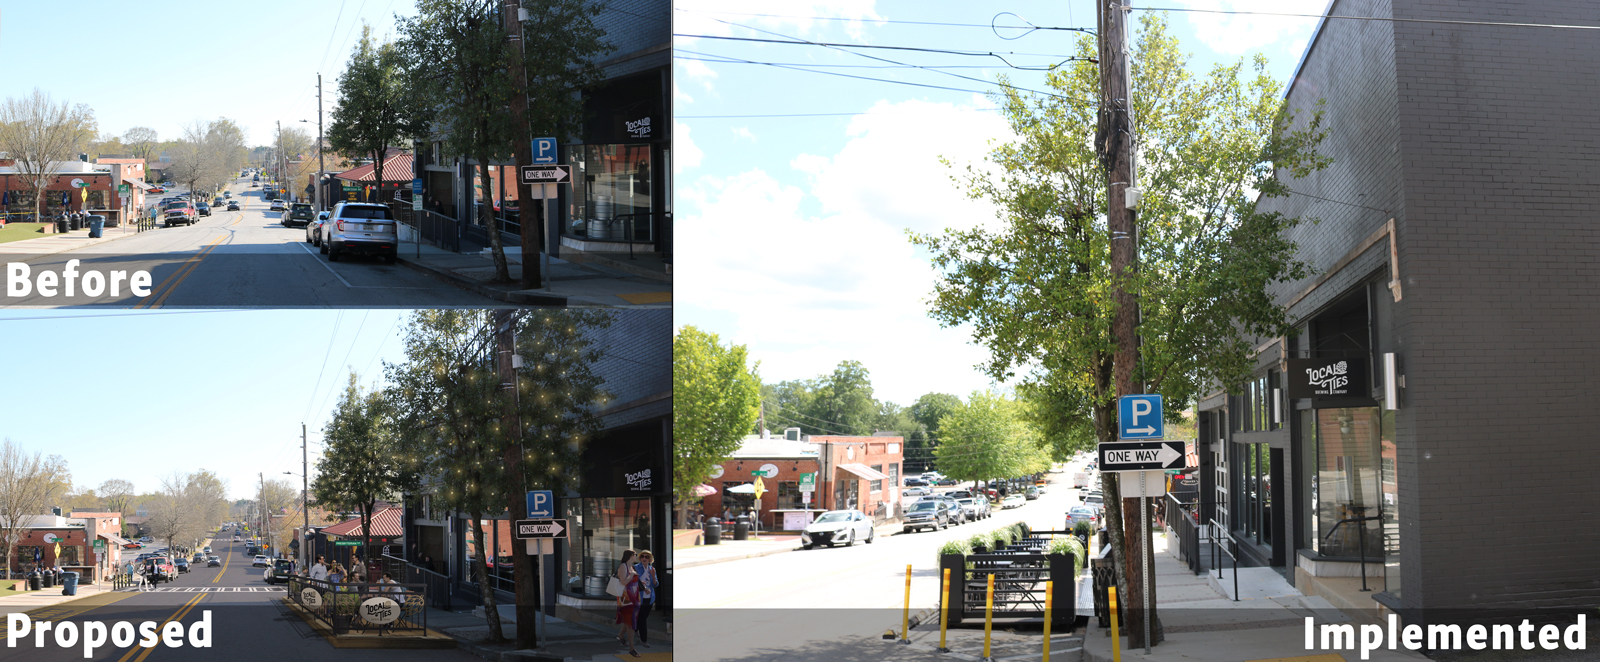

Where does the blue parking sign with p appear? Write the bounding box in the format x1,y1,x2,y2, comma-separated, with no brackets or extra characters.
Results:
532,138,558,164
526,490,554,518
1118,394,1164,439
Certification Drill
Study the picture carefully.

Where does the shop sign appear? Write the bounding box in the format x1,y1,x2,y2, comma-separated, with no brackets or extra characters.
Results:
625,117,653,139
42,533,62,544
301,588,322,608
626,469,653,491
1287,358,1367,399
754,463,779,478
360,597,401,624
798,472,817,493
709,464,724,479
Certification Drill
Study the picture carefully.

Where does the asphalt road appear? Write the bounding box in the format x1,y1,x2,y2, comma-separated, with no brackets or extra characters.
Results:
677,460,1096,661
0,526,472,662
4,178,500,307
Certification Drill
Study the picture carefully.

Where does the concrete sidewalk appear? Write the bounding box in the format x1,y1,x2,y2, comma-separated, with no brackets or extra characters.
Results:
396,243,670,308
430,603,672,662
0,220,150,258
1081,531,1428,662
0,579,119,617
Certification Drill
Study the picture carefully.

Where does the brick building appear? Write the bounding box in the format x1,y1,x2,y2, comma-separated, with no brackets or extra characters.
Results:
701,431,904,530
1196,0,1600,620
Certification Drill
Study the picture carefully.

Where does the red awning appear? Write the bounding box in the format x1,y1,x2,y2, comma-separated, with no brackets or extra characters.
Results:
320,507,405,538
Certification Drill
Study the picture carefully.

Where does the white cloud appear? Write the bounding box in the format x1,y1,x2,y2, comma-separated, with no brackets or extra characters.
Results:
675,122,703,170
731,126,757,142
677,99,1017,404
1169,0,1326,55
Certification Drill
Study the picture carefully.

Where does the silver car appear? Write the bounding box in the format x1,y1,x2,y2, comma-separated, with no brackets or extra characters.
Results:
305,211,330,246
800,509,876,549
323,202,398,263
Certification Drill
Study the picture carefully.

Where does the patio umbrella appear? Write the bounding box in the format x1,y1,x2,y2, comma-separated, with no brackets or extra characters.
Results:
725,484,757,494
692,484,717,497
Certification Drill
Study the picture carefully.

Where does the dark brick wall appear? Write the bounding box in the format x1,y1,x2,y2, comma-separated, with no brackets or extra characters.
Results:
585,309,671,430
1258,0,1600,611
592,0,671,78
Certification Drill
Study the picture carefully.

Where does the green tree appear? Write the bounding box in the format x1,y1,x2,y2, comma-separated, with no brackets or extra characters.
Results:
809,360,879,436
674,326,761,523
906,392,961,471
934,391,1047,489
313,372,421,569
759,379,819,435
328,24,421,207
386,310,607,642
396,0,610,284
910,14,1329,633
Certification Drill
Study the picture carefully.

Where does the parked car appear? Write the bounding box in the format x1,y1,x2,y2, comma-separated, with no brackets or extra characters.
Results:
269,199,286,212
323,202,398,262
148,186,165,193
1024,486,1040,500
1083,491,1105,512
174,558,191,573
902,499,951,533
904,477,928,487
163,201,196,226
195,201,211,216
956,497,987,521
226,201,239,211
286,202,314,227
224,191,232,198
146,557,177,580
252,555,269,568
903,486,931,497
936,496,967,525
968,496,992,519
306,211,330,246
250,182,258,187
263,558,294,584
1068,505,1100,527
800,509,875,549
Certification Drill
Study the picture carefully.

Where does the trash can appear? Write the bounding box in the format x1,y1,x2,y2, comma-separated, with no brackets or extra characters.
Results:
26,572,40,591
61,572,79,596
68,215,80,231
704,518,722,545
733,516,750,541
41,571,53,589
55,218,68,234
88,216,104,238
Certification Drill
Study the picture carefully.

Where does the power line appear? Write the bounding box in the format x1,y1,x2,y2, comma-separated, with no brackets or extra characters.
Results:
1128,6,1600,31
680,50,1008,97
302,311,345,425
1283,187,1390,215
317,0,351,75
675,8,1095,32
676,34,1083,60
676,109,1000,119
677,56,1060,70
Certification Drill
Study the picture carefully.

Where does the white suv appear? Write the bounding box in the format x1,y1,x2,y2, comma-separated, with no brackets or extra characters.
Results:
323,202,398,263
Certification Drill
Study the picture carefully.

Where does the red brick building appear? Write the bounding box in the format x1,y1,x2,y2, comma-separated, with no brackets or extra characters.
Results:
701,431,904,530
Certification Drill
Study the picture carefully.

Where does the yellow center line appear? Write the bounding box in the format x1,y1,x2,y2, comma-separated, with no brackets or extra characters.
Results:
211,541,232,583
133,234,225,309
141,234,228,309
111,593,205,662
130,593,206,662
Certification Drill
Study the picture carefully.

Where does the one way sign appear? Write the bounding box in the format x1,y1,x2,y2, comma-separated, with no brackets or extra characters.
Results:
520,165,571,184
514,519,568,540
1098,441,1186,472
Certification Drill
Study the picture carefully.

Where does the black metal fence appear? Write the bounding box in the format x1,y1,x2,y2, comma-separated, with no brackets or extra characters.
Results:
381,554,452,610
411,210,462,254
1167,493,1203,575
1091,542,1116,627
938,536,1075,628
285,574,428,635
1209,519,1239,601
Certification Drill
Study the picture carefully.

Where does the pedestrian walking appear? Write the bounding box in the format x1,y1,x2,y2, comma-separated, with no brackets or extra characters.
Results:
610,550,641,657
633,551,659,648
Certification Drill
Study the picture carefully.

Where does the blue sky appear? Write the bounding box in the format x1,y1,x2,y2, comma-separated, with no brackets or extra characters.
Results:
0,309,408,500
673,0,1330,405
0,1,419,147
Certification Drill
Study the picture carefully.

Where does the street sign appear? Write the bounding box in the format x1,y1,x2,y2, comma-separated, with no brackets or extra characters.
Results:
93,539,105,550
1098,441,1185,471
411,178,423,195
1118,394,1164,439
514,519,568,539
532,138,558,164
798,472,817,493
333,541,360,547
526,490,554,518
520,165,571,184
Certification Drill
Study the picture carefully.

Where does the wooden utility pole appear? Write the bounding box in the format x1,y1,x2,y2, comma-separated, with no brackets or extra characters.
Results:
1097,0,1161,650
501,0,541,289
494,309,538,649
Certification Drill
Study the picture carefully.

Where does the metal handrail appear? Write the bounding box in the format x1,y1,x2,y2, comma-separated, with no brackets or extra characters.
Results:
1208,518,1239,601
1323,514,1383,592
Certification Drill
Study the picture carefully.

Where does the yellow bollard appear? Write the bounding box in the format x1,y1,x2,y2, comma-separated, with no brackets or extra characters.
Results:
1043,580,1053,661
983,573,995,660
938,568,951,652
1110,586,1121,662
902,564,912,644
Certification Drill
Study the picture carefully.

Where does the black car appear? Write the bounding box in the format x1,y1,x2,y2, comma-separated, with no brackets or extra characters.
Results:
195,202,211,217
226,201,240,211
174,558,191,573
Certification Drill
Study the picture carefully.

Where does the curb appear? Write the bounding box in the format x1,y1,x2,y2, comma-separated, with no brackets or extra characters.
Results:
395,255,567,306
9,225,148,263
882,606,941,640
676,544,797,569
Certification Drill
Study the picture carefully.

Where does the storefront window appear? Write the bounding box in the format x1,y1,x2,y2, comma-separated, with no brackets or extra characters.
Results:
566,144,653,242
563,497,653,598
869,465,883,494
459,519,518,595
1311,407,1384,558
776,481,802,510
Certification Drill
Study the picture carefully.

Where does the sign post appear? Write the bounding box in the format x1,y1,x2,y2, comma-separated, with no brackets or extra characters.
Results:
516,517,570,646
1105,393,1167,654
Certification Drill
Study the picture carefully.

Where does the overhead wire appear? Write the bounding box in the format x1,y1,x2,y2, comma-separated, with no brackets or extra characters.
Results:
674,8,1094,32
1127,6,1600,30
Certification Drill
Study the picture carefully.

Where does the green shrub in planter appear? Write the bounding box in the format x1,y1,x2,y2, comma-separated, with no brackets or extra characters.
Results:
1073,520,1094,537
1048,536,1088,572
990,528,1012,550
967,533,990,554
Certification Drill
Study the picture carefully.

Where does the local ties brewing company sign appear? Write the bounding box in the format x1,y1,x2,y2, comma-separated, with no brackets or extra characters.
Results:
1287,358,1368,399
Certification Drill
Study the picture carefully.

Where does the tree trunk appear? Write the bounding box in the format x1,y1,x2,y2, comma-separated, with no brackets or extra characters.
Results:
471,512,505,643
478,157,510,282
